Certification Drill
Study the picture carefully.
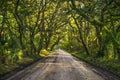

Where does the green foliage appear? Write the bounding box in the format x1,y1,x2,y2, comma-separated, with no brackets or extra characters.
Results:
0,0,120,76
0,57,34,76
0,64,18,75
39,49,49,57
72,52,120,76
104,27,119,46
9,51,19,64
34,33,40,48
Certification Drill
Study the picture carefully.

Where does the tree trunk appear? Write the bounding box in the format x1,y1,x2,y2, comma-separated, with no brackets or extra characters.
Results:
72,15,90,55
50,37,61,51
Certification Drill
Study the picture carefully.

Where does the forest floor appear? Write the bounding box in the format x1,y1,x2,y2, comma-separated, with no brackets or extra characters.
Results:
1,49,119,80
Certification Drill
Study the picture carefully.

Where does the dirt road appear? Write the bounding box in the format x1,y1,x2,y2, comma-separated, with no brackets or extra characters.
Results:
6,50,119,80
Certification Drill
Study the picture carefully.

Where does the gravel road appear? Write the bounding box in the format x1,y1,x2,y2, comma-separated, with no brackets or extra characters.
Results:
6,50,119,80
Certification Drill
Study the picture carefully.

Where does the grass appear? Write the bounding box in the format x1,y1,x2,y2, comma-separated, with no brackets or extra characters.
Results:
71,52,120,76
0,57,34,76
0,49,50,77
0,63,18,75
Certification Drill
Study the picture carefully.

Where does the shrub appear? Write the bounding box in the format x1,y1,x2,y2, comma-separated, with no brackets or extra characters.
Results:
39,49,49,57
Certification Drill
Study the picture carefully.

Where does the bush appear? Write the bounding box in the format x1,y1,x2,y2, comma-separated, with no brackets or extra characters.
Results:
39,49,49,57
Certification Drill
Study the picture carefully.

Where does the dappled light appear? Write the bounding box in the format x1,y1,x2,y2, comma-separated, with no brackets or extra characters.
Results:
0,0,120,80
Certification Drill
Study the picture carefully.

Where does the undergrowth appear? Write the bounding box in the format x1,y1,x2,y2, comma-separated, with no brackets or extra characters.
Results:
0,49,50,76
71,52,120,76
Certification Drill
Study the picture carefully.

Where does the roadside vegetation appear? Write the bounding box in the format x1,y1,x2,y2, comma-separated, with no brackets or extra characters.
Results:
0,49,49,76
71,52,120,76
0,0,120,77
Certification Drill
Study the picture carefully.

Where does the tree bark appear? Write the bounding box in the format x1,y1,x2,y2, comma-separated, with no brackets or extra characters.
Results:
72,16,90,55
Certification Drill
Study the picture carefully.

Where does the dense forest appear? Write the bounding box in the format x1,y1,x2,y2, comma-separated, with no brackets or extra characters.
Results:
0,0,120,76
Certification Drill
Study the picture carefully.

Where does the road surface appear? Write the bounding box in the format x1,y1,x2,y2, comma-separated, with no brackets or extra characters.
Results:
6,50,118,80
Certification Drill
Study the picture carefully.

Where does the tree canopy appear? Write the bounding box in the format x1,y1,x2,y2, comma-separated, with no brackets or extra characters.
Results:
0,0,120,74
